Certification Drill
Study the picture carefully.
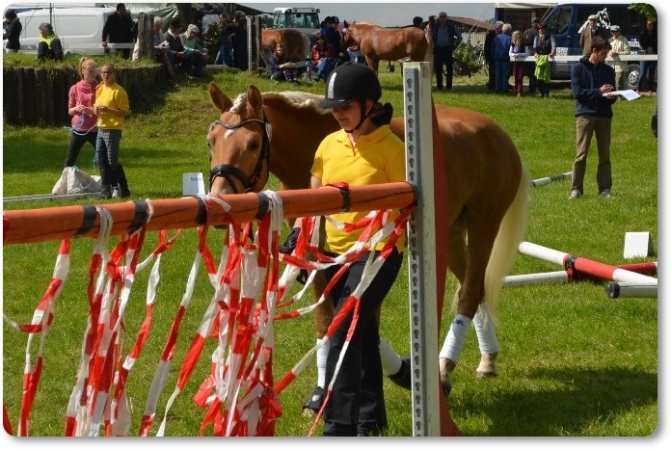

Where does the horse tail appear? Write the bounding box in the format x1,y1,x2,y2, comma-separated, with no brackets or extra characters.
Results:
481,161,532,323
422,27,433,72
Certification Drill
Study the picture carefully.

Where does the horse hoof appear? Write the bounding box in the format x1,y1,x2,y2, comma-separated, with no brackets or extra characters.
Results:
387,357,411,390
302,386,324,417
475,352,498,378
439,357,456,397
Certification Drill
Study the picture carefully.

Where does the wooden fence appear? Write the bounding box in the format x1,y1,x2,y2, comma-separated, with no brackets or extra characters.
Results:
3,65,168,127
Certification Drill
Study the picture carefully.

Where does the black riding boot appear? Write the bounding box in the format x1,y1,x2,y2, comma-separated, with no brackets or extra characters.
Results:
112,164,131,198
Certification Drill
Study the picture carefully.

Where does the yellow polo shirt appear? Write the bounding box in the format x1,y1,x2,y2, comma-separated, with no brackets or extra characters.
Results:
311,125,406,254
94,82,129,130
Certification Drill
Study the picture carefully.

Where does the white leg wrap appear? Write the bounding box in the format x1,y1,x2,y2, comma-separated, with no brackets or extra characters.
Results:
473,306,500,355
316,339,328,387
439,314,472,363
378,338,401,375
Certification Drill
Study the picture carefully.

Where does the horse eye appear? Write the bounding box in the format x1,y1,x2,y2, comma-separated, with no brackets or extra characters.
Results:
248,138,261,152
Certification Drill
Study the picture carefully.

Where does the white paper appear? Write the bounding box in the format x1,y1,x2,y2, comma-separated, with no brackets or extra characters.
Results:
604,90,641,101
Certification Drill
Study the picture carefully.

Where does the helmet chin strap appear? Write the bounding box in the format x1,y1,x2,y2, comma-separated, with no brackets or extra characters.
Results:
345,102,369,134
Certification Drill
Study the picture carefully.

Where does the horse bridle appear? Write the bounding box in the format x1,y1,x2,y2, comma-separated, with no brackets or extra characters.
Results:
208,114,271,194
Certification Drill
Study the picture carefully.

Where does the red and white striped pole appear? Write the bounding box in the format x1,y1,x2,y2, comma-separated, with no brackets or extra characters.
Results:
504,262,657,287
518,242,657,286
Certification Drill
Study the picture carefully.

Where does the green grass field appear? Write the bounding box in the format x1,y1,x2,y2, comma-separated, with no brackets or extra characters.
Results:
2,62,658,437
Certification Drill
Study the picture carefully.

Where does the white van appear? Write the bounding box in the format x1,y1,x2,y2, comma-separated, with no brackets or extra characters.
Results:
15,7,118,55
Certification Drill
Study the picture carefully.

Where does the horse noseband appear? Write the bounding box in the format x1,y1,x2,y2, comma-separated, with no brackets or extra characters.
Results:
209,115,271,194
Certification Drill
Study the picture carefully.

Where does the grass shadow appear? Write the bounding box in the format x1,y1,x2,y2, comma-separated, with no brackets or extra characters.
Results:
455,365,657,436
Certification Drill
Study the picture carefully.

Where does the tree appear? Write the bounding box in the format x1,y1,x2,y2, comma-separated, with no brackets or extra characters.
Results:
628,3,657,21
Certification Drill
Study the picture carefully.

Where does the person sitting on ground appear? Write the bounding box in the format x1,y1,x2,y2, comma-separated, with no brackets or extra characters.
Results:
163,19,192,75
310,31,334,81
37,22,63,61
152,16,175,81
269,44,299,84
182,24,209,77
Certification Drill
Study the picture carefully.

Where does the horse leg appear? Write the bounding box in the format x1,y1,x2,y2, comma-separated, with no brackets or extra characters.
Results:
440,216,501,396
438,217,467,396
366,56,379,76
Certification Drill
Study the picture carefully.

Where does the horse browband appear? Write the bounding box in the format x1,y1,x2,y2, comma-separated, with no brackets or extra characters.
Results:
209,115,270,194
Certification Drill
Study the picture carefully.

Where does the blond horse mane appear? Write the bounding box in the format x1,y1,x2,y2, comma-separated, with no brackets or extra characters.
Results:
230,91,331,116
261,91,330,114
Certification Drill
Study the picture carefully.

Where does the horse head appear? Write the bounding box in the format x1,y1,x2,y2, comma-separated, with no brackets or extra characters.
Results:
207,83,272,195
342,20,357,47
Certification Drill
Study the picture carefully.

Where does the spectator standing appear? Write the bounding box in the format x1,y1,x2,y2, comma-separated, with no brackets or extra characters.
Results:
269,44,298,83
313,62,405,437
182,24,208,77
533,22,556,98
413,16,423,28
64,58,99,168
4,9,21,53
94,63,131,199
569,37,617,199
163,19,192,75
190,10,205,42
579,14,608,56
214,12,236,66
484,21,503,90
607,25,630,91
102,3,134,59
232,10,248,70
37,23,63,61
493,23,512,93
509,30,529,97
431,11,462,90
523,18,539,93
311,32,334,81
637,20,657,94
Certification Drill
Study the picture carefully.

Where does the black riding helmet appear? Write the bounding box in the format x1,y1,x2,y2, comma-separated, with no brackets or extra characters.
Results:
319,62,382,110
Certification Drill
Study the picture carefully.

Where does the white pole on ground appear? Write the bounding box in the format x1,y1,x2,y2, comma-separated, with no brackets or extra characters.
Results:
504,270,570,287
403,61,440,436
530,171,572,187
606,282,658,299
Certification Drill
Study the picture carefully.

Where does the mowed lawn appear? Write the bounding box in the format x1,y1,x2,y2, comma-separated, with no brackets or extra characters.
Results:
2,62,660,437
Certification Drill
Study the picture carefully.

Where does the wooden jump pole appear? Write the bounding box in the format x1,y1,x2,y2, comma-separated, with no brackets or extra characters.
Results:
3,183,416,246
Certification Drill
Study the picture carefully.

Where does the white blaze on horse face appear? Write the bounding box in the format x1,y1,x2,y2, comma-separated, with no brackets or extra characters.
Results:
225,129,235,139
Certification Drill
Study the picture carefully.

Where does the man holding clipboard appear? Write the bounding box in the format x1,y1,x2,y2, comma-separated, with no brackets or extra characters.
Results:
569,36,618,200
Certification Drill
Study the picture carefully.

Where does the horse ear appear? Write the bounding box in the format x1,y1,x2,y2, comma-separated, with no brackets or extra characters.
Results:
246,85,264,115
209,82,233,113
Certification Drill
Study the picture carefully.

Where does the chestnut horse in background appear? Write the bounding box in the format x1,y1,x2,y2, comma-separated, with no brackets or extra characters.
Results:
260,28,311,68
342,21,431,75
206,83,531,413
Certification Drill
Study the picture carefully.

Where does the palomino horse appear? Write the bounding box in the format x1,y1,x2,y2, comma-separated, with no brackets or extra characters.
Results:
261,28,311,68
342,21,430,75
206,82,531,406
